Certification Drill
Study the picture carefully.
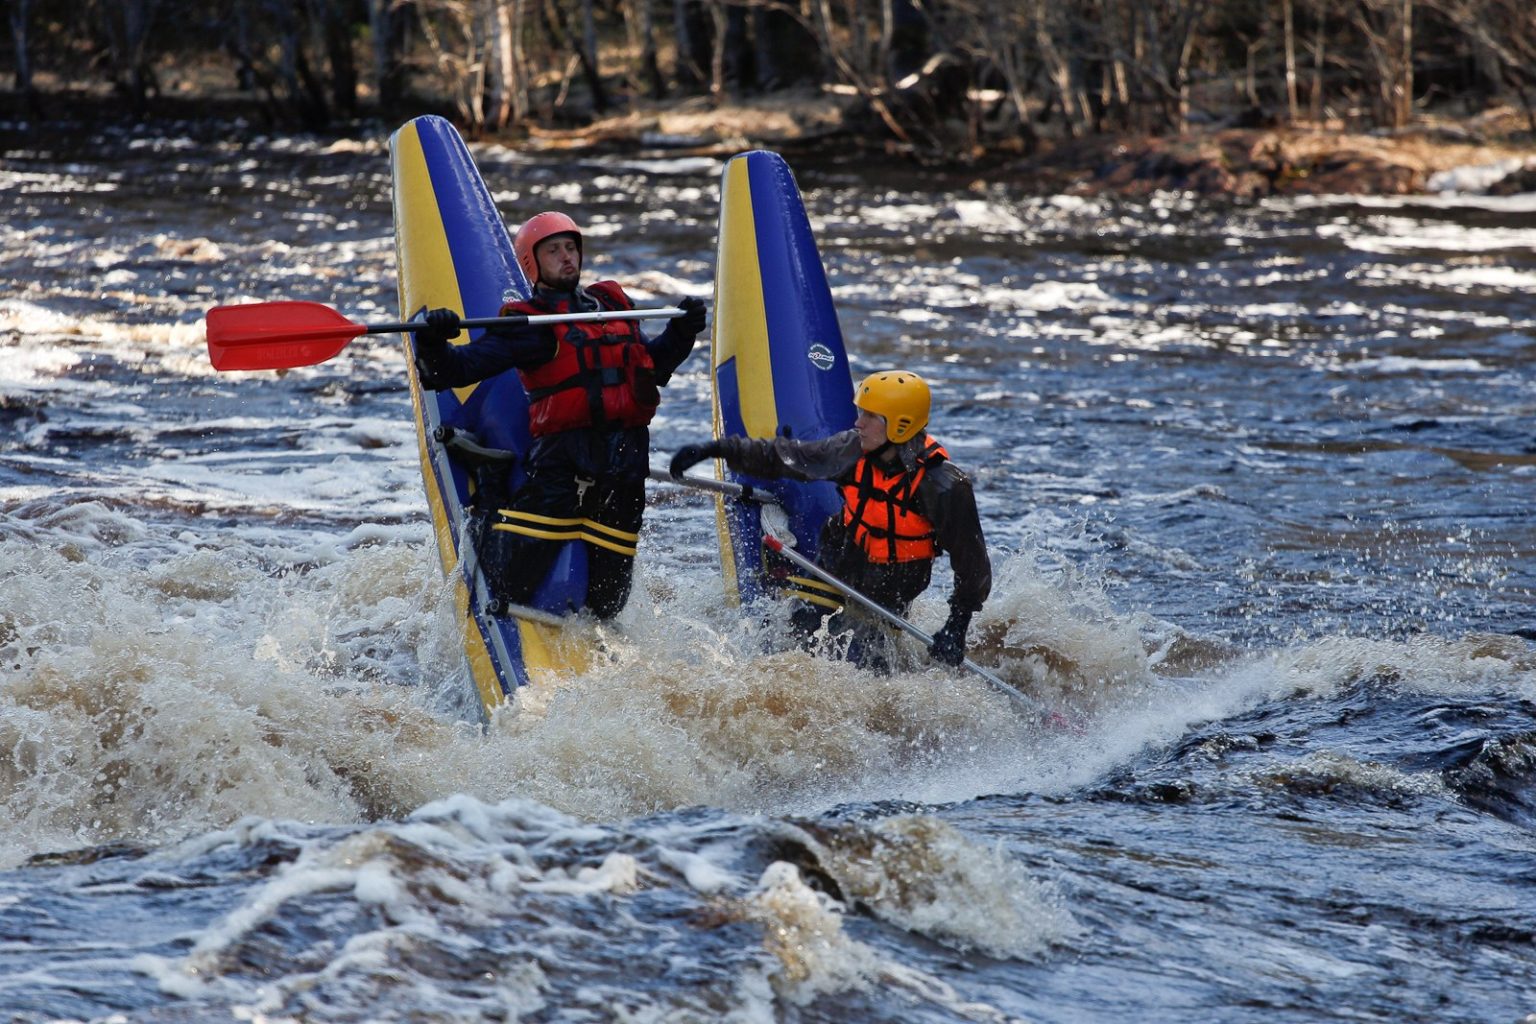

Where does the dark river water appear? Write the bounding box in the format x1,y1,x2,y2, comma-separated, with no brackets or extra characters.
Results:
1,116,1534,1022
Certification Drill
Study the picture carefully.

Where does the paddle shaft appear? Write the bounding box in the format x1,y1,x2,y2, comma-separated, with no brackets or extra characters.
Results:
371,307,683,335
205,300,687,371
761,534,1056,721
647,468,781,506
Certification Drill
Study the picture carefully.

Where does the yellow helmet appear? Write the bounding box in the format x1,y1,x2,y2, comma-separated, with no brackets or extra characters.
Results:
854,370,931,444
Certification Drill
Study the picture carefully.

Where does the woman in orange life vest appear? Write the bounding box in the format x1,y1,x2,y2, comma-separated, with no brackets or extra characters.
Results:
413,211,707,619
669,370,990,669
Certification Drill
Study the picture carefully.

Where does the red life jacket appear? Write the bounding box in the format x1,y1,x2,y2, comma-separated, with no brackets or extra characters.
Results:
504,281,659,437
840,437,948,563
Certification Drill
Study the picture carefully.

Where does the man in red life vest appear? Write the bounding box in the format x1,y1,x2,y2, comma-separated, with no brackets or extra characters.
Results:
669,370,989,669
414,211,707,618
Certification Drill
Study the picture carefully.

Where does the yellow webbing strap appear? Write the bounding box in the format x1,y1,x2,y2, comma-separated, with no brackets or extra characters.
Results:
785,588,845,611
492,509,640,557
784,574,845,610
788,573,840,597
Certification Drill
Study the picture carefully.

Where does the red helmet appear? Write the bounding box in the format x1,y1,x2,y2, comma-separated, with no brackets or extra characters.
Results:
513,211,583,285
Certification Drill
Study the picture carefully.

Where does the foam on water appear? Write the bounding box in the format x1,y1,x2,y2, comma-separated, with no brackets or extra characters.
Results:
781,814,1082,959
3,130,1535,1021
1262,633,1536,701
121,793,1077,1020
1427,157,1536,194
1269,190,1536,214
0,487,1179,868
0,526,483,868
1317,218,1536,255
10,481,1526,880
1371,264,1536,293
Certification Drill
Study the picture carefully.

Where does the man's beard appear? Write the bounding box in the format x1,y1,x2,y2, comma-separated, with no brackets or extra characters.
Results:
542,267,580,291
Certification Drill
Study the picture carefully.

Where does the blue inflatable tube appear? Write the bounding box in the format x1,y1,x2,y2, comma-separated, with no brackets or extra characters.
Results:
710,151,855,607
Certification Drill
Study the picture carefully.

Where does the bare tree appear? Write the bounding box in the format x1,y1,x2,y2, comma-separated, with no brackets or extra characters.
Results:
101,0,162,115
708,0,728,103
8,0,41,117
810,0,914,141
1305,0,1329,121
625,0,665,99
1283,0,1299,120
1,0,1528,154
368,0,409,111
485,0,517,128
1352,0,1416,127
534,0,610,113
672,0,707,90
1122,0,1214,132
308,0,360,117
1031,0,1091,136
414,0,492,131
1430,0,1536,131
915,0,1040,150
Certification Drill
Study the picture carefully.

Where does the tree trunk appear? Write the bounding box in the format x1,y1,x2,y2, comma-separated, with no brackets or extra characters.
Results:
483,0,513,129
511,0,531,121
627,0,664,99
1353,0,1411,128
9,0,40,117
709,0,727,103
991,4,1041,152
1283,0,1299,121
1310,0,1326,122
1174,2,1206,130
673,0,707,92
541,0,610,113
812,0,912,142
1093,0,1129,131
1033,0,1087,138
579,0,610,112
368,0,407,111
104,0,160,116
1245,38,1262,108
311,0,358,117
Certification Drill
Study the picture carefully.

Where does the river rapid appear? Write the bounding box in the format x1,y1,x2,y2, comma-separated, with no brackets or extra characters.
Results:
1,117,1534,1023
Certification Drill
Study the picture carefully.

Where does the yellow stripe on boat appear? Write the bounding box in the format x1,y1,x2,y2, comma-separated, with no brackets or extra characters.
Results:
713,158,776,440
393,122,477,403
392,119,507,715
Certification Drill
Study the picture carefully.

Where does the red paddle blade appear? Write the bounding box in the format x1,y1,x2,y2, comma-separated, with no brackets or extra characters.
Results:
205,301,368,371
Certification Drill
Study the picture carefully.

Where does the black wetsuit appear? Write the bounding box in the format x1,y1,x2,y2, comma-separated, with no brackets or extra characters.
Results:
416,284,699,617
714,429,991,663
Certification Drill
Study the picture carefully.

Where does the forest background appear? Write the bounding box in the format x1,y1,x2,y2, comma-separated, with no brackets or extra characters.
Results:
3,0,1535,194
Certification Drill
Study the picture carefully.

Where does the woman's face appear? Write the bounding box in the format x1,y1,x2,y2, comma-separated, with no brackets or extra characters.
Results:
855,408,889,452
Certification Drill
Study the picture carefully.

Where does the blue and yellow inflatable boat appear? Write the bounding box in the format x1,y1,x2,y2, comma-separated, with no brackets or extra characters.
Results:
709,151,855,608
389,120,854,712
390,115,597,716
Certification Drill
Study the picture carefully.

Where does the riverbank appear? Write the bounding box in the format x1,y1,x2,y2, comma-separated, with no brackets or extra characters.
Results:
5,85,1534,199
512,91,1536,199
1006,121,1536,199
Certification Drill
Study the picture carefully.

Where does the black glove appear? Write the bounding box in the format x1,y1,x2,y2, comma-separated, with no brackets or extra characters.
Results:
928,608,972,667
670,440,722,479
674,296,707,338
415,307,461,349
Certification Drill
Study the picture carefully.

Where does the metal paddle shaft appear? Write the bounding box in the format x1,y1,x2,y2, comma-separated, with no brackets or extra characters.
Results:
761,534,1060,723
360,307,684,336
648,468,781,506
205,300,683,371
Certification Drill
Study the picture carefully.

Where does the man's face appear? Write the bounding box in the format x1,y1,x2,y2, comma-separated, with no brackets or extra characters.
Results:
534,234,581,290
855,408,888,453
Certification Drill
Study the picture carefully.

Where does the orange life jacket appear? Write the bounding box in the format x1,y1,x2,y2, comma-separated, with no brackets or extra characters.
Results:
505,281,659,437
840,437,948,563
